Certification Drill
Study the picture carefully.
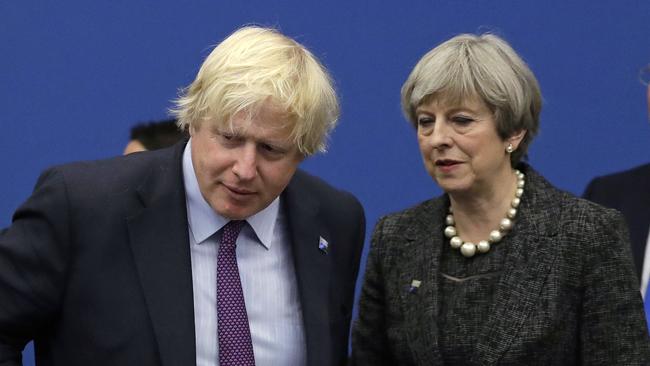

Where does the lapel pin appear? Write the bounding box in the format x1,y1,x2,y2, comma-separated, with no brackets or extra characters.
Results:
318,236,329,254
408,280,422,294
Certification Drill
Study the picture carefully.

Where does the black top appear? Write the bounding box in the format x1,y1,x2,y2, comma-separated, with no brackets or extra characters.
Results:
438,223,509,364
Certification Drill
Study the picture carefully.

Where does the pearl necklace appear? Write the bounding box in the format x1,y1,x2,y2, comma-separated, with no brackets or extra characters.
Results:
444,170,525,258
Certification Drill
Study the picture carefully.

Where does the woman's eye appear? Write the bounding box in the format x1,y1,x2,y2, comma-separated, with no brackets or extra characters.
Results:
452,116,474,124
417,117,434,126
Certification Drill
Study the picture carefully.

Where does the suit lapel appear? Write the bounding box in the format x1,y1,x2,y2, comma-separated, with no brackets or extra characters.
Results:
628,167,650,275
399,199,446,364
472,167,559,365
283,172,331,366
126,144,197,366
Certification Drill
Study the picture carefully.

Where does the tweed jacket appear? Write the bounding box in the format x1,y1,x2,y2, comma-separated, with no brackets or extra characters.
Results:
351,165,650,365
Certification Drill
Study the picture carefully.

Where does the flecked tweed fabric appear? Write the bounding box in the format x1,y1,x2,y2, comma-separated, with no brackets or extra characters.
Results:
217,220,255,366
351,164,650,366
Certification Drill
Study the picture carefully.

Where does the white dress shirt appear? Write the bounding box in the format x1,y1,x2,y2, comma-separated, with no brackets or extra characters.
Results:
182,140,307,366
641,224,650,299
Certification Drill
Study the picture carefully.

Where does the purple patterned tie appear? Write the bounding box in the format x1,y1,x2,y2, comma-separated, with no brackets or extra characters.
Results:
217,220,255,365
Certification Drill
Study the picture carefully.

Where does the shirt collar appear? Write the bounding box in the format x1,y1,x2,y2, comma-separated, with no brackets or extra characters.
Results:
183,138,279,249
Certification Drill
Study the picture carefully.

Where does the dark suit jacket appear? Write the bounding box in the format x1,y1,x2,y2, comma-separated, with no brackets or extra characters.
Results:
0,142,365,366
583,163,650,282
352,165,650,365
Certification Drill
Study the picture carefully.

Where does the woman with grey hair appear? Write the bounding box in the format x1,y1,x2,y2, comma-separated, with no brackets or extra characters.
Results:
352,33,650,365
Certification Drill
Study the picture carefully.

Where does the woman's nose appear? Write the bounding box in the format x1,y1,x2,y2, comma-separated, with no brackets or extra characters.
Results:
429,120,453,149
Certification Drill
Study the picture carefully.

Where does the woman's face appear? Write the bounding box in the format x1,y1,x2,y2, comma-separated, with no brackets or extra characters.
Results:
416,96,523,196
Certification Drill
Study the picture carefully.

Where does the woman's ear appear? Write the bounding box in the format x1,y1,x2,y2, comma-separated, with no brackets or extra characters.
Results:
507,130,527,150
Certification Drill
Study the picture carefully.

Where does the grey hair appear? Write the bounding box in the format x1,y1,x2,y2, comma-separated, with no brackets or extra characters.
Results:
401,33,542,165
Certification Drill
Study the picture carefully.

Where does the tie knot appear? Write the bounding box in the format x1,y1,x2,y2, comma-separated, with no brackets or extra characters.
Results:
221,220,245,248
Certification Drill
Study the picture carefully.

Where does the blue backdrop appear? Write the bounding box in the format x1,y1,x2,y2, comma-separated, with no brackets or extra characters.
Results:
2,1,649,364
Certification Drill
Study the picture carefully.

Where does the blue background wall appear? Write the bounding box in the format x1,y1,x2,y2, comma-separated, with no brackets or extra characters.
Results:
2,1,649,364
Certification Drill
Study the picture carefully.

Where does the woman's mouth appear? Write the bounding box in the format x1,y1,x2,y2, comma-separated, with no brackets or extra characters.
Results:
435,159,462,172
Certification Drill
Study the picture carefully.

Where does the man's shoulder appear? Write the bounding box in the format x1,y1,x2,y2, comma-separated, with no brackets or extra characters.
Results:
42,145,180,195
289,169,357,201
591,162,650,185
376,196,444,231
584,162,650,203
286,169,364,219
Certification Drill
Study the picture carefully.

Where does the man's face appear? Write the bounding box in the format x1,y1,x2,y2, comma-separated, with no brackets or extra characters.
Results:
190,104,303,220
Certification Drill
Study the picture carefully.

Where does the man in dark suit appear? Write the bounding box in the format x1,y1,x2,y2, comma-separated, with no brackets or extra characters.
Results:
583,72,650,296
0,26,365,366
583,164,650,285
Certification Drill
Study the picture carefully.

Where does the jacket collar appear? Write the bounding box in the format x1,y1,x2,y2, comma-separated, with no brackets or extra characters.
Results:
282,170,332,366
125,141,197,366
472,164,561,365
399,197,447,364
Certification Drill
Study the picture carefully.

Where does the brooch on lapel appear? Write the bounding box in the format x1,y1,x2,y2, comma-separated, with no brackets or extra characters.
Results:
318,236,329,254
408,280,422,294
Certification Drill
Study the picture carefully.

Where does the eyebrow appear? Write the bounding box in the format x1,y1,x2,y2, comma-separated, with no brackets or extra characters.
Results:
212,126,294,149
416,105,478,115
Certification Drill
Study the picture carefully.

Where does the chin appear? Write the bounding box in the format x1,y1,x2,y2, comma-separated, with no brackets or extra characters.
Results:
217,210,247,220
435,180,473,195
212,203,240,220
223,203,261,220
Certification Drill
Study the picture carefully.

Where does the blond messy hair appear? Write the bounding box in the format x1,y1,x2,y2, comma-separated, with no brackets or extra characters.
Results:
171,26,339,155
401,33,542,166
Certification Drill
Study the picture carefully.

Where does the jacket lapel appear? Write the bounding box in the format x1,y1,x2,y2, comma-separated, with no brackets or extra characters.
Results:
399,199,446,364
472,167,560,365
283,172,331,366
628,166,650,275
126,143,197,366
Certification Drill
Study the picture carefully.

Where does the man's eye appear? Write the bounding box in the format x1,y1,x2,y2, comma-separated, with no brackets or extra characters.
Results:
261,143,283,154
221,134,234,140
217,132,238,143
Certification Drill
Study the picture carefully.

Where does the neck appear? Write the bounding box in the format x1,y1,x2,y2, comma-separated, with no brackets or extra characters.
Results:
449,168,518,243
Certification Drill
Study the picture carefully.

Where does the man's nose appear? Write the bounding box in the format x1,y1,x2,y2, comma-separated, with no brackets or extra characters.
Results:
232,144,257,180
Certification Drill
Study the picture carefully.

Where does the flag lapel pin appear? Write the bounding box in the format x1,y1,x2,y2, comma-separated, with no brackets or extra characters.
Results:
318,236,329,254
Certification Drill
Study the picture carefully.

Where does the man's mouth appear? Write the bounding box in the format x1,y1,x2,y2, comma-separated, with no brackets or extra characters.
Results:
223,183,255,195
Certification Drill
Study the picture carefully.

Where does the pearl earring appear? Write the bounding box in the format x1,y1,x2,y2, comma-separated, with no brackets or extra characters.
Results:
506,143,514,153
